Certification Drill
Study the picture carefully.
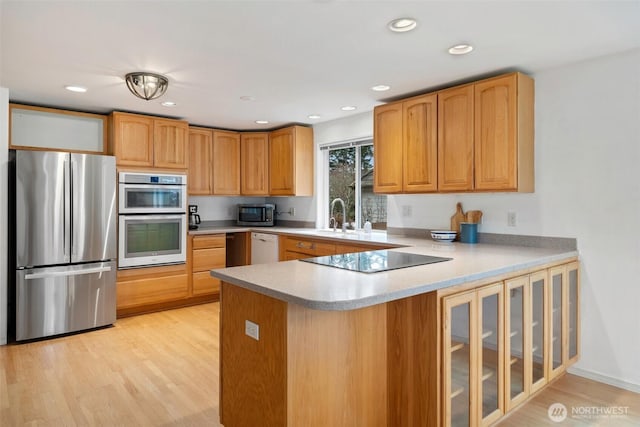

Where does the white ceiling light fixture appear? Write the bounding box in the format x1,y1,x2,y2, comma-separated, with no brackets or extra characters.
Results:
255,120,269,124
125,72,169,100
448,44,474,55
240,96,256,101
341,106,357,111
65,85,87,93
161,101,177,107
308,114,321,119
388,18,417,33
371,84,391,92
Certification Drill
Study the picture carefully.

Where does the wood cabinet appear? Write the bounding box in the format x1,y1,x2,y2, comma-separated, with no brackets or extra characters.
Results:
241,132,270,195
438,85,475,192
188,127,213,194
191,234,226,297
373,94,438,193
212,130,241,195
110,112,188,168
373,72,534,194
279,235,394,261
269,126,314,196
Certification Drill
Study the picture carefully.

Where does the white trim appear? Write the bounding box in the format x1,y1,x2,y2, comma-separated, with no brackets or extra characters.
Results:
568,366,640,393
319,136,373,151
0,87,8,345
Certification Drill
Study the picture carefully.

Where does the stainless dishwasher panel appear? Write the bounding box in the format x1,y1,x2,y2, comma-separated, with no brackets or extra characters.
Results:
16,261,116,341
250,232,279,264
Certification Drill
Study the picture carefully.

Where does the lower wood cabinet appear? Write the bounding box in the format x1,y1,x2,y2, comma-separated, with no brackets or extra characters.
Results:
279,235,395,260
191,234,226,296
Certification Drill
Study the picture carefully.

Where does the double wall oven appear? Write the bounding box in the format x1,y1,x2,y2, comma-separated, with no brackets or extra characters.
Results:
118,172,187,269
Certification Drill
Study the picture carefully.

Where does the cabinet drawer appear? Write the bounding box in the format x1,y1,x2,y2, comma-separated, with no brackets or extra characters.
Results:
283,238,335,257
193,247,226,272
192,271,221,296
193,234,226,249
117,274,189,309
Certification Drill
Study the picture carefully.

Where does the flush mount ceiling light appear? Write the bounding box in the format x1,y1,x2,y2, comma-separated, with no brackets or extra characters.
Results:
161,101,177,107
125,72,169,100
388,18,417,33
65,85,87,93
255,120,269,124
448,44,474,55
240,96,256,101
341,106,357,111
371,84,391,92
307,114,321,119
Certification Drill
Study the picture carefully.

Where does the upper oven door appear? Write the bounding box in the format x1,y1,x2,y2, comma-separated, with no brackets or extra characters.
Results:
119,183,186,214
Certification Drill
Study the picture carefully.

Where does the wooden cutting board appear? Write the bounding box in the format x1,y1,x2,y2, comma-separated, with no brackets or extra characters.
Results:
450,203,465,234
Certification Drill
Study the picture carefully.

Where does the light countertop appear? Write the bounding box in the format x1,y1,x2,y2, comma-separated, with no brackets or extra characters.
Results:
208,227,578,311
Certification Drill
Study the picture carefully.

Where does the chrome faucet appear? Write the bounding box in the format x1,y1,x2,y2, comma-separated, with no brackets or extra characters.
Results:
330,198,347,232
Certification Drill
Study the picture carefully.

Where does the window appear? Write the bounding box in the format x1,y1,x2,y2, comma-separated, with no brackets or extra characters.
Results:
323,139,387,230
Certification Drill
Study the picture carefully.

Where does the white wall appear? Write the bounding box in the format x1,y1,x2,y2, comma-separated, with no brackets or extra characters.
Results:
188,196,266,221
310,50,640,390
0,87,8,345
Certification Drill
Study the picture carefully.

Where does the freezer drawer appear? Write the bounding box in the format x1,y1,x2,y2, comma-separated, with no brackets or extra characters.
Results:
16,261,116,341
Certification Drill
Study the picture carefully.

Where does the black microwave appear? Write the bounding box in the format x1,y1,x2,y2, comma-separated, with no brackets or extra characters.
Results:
237,204,275,226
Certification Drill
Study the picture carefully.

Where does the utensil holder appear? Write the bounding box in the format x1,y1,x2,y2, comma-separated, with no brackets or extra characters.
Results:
460,222,478,244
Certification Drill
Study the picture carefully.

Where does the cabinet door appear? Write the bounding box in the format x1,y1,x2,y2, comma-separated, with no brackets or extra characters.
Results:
438,85,474,191
212,130,240,195
111,113,154,166
154,118,188,169
504,276,529,410
403,94,438,192
477,283,503,426
373,102,403,193
567,262,580,365
474,75,517,191
188,128,212,195
530,271,548,393
548,266,566,380
241,132,269,195
269,128,295,195
443,291,476,427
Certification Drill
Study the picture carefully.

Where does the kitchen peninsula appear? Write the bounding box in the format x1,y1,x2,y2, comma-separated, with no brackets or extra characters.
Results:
211,233,579,427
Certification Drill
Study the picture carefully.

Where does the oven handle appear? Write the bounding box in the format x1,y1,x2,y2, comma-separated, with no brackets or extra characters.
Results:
119,213,186,220
119,183,185,190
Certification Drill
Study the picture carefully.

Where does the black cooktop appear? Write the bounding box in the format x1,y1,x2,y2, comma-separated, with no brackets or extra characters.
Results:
299,250,452,273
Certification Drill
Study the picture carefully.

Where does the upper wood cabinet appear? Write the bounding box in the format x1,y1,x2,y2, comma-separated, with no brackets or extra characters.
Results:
212,130,241,195
475,73,534,192
188,127,213,195
438,84,475,192
269,125,314,196
374,94,438,193
374,72,534,194
241,132,269,196
110,111,188,169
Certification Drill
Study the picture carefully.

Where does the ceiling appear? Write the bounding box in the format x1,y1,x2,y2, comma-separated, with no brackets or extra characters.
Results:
1,1,639,131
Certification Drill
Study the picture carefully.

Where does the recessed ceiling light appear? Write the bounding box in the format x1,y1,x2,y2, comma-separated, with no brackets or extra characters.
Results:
448,44,474,55
161,101,177,107
341,106,357,111
240,96,256,101
388,18,417,33
371,84,391,92
307,114,321,119
65,85,87,93
255,120,269,124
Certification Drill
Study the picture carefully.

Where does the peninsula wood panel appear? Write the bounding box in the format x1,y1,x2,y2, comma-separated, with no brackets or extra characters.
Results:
153,118,188,169
220,282,287,427
287,302,388,427
110,112,154,166
403,94,438,192
438,84,474,191
187,127,212,194
212,130,240,195
373,102,403,193
241,132,269,195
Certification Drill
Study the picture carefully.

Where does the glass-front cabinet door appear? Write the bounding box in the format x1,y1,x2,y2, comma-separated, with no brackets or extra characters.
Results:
549,266,566,380
443,291,476,427
477,283,504,426
505,276,529,410
567,262,580,364
529,271,548,394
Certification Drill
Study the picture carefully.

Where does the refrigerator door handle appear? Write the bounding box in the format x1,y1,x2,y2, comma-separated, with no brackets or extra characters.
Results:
24,266,112,280
64,157,71,260
70,158,77,258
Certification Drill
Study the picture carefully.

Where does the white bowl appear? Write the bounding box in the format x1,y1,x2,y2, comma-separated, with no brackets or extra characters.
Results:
430,230,457,242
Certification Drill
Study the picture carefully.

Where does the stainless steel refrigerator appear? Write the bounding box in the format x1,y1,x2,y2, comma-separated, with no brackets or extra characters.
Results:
9,150,117,341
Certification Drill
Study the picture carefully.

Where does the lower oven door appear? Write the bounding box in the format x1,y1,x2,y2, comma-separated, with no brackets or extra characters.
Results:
118,214,187,269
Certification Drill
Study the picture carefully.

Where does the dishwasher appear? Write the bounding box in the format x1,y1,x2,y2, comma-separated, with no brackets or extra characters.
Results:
251,232,279,264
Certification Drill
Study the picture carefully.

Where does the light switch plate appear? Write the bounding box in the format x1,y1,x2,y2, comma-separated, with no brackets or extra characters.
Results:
245,320,259,340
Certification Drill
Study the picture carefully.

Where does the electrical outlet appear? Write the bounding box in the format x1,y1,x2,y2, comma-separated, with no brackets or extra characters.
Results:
402,205,412,217
507,211,517,227
289,207,296,216
245,320,259,340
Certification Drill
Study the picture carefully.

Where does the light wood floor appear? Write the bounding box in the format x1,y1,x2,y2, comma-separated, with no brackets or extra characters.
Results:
1,302,638,426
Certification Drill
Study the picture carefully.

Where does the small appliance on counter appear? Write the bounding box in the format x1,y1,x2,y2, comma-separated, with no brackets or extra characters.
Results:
189,204,201,230
237,203,275,226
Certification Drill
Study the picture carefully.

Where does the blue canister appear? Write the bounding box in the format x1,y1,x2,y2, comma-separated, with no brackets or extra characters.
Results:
460,222,478,244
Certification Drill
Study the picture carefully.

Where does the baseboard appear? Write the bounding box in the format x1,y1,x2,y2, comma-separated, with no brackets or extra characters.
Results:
568,366,640,394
